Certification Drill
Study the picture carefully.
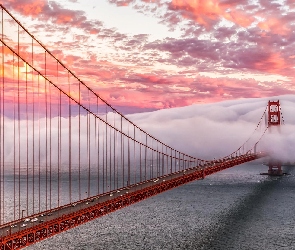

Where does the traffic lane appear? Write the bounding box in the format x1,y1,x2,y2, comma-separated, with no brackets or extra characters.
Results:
0,166,203,237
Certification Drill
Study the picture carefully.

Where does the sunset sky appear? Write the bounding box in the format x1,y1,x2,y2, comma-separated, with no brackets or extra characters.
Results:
4,0,295,114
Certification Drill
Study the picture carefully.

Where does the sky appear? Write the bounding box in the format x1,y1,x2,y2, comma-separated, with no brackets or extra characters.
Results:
3,0,295,114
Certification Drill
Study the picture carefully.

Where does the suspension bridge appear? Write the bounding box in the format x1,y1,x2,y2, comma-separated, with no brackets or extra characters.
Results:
0,4,285,249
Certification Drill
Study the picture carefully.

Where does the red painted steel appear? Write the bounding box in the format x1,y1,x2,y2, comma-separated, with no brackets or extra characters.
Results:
268,161,282,176
267,100,282,175
0,153,265,249
268,100,281,126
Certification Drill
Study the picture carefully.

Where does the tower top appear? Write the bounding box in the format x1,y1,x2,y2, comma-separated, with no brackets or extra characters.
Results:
268,100,281,126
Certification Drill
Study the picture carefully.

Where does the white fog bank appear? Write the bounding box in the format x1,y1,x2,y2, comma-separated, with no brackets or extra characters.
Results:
129,95,295,162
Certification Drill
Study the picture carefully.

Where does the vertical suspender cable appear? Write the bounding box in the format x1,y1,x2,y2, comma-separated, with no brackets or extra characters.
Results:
157,142,163,175
170,148,172,174
45,52,48,211
95,100,98,194
97,98,99,195
0,7,5,224
102,122,105,194
161,146,163,176
162,144,164,176
87,90,90,198
56,62,58,208
162,145,164,176
0,6,3,224
163,150,165,176
151,140,154,179
178,152,181,171
17,25,21,219
78,80,81,200
68,72,72,203
105,107,108,191
26,62,28,217
109,111,112,191
159,146,161,176
110,116,112,190
174,150,176,172
38,74,41,213
133,127,135,184
32,38,35,215
113,113,116,190
166,147,168,175
13,53,16,220
121,117,124,188
128,131,130,186
116,126,119,189
156,144,159,177
49,73,52,209
139,135,142,183
145,134,147,182
58,90,61,207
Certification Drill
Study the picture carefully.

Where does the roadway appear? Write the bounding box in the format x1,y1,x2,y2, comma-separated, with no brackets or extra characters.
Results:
0,165,204,238
0,152,264,239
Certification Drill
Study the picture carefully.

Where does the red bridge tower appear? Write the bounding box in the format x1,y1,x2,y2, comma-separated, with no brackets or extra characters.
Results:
267,100,282,175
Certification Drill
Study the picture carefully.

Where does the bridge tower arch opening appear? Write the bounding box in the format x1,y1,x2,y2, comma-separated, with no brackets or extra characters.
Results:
268,100,281,127
267,100,282,176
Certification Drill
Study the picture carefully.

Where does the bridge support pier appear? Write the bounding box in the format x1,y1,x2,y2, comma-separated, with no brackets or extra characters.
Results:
268,161,283,176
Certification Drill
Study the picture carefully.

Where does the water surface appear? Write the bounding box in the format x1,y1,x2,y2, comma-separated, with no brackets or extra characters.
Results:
27,162,295,249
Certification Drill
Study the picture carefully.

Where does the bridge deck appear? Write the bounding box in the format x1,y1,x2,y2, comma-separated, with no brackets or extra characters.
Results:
0,153,265,249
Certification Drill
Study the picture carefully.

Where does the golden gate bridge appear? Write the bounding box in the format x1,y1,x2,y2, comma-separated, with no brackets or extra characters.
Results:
0,4,286,249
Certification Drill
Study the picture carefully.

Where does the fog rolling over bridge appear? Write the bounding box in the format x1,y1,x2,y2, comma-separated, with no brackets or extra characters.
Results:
1,2,295,249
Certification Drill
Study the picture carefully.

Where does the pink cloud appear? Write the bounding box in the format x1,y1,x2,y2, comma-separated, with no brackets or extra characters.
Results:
5,0,46,17
165,0,255,29
108,0,295,38
5,0,102,35
253,53,288,73
3,0,295,114
258,17,291,36
108,0,135,6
